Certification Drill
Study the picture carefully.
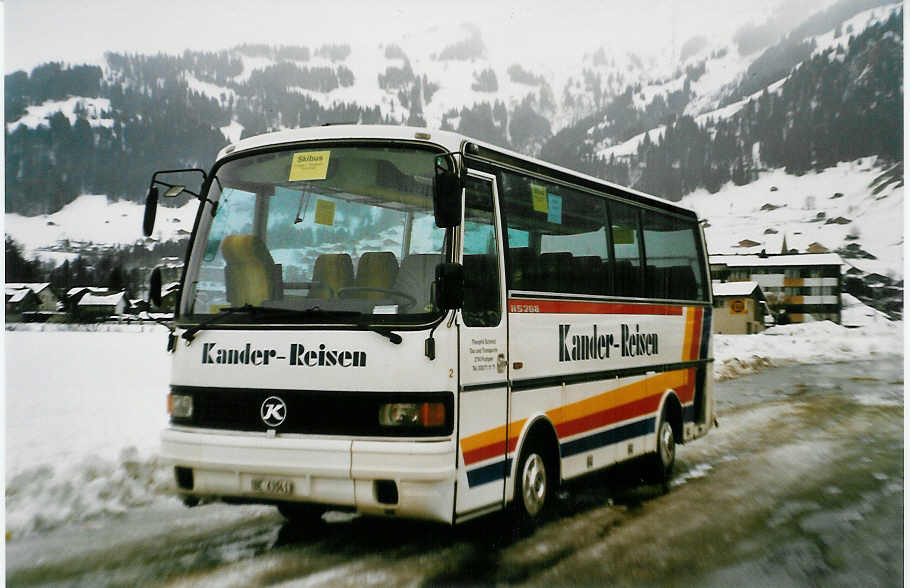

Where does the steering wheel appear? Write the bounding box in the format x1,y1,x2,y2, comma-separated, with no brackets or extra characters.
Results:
337,287,417,310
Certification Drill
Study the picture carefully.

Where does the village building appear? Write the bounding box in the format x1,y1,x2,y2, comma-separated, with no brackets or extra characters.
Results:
710,253,842,324
5,286,41,318
712,281,767,334
5,283,60,312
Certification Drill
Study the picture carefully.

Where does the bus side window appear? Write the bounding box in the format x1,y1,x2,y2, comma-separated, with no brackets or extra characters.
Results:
608,201,644,298
462,178,501,327
641,212,705,301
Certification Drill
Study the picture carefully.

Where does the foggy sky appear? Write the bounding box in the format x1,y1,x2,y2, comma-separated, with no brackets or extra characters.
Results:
4,0,830,74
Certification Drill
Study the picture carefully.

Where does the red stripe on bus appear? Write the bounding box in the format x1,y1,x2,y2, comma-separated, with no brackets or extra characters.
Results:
676,369,696,403
555,394,661,439
463,441,509,466
508,298,683,316
688,308,703,361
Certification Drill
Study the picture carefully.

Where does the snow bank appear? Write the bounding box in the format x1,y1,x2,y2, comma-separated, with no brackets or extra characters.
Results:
713,315,903,381
6,448,174,537
5,329,175,538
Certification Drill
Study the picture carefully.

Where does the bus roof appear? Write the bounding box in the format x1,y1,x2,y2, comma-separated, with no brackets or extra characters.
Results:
217,124,697,217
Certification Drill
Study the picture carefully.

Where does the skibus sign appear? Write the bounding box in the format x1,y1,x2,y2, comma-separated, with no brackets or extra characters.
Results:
558,323,659,363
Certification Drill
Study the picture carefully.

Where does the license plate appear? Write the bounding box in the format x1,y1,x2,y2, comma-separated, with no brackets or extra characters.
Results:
251,477,294,495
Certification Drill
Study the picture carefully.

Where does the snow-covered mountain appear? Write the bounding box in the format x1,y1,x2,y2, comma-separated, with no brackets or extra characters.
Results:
4,0,903,314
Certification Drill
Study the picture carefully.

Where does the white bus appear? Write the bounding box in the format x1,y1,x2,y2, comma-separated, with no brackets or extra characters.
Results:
143,125,714,526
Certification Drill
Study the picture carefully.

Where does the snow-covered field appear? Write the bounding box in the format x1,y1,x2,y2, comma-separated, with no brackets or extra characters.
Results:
4,299,903,538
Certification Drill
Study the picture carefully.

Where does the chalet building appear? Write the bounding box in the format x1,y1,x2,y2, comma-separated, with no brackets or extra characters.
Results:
5,282,60,312
712,281,767,334
5,286,41,318
710,253,842,324
65,286,110,312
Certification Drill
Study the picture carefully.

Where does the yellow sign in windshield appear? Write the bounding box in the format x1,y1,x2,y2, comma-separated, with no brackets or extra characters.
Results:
289,150,331,181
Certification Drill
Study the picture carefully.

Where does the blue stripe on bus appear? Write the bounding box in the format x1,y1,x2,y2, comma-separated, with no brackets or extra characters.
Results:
466,458,512,487
699,311,712,360
560,417,656,458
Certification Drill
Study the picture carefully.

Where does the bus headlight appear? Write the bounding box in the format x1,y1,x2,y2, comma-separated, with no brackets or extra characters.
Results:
168,393,193,418
378,402,445,427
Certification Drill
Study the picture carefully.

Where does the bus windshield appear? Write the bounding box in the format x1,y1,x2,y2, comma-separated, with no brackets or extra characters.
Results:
182,144,449,324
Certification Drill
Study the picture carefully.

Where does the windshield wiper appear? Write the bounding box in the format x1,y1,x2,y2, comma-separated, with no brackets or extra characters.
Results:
360,318,402,344
180,305,401,345
181,304,259,343
182,304,311,342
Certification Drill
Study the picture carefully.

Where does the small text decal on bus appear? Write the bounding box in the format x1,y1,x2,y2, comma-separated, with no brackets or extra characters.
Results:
559,323,659,362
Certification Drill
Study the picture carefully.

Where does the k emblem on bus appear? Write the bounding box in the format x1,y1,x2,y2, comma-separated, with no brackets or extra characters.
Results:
260,396,287,427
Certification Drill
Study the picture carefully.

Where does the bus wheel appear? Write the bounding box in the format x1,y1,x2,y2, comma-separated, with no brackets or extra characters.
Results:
649,410,676,484
277,502,325,525
513,440,551,525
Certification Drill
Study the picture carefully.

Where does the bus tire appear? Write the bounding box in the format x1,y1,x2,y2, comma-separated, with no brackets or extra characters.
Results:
277,502,325,525
648,409,676,484
512,438,553,527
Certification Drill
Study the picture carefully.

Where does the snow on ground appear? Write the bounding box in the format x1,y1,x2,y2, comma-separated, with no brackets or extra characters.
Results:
4,295,902,538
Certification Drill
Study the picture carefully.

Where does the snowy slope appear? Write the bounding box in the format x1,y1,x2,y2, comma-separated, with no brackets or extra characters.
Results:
6,96,113,132
5,194,199,263
684,157,904,278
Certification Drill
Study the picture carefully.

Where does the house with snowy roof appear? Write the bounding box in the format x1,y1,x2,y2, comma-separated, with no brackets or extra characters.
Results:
76,291,127,321
5,282,60,312
712,281,767,334
5,286,41,318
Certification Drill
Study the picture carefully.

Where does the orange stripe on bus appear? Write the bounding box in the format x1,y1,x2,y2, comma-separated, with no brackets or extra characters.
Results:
460,369,693,466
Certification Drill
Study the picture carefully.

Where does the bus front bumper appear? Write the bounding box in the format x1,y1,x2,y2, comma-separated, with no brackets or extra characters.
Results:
160,428,457,523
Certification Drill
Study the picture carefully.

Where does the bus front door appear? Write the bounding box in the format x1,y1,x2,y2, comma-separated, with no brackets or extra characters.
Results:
455,173,509,519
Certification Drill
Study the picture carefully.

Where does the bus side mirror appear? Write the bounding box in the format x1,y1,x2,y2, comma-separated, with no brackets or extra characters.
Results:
435,263,464,311
148,267,163,308
143,186,159,237
433,156,463,228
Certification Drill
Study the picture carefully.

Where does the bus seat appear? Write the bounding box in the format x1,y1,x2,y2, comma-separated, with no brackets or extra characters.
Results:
309,253,354,298
394,254,442,312
614,260,642,297
647,265,669,298
355,251,399,299
571,256,605,294
669,265,698,300
508,247,539,291
540,252,573,293
221,234,278,306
